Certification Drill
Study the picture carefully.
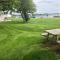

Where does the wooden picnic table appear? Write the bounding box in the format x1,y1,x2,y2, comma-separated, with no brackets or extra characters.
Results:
45,29,60,43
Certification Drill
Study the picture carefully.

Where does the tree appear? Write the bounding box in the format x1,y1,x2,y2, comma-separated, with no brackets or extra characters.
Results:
0,0,35,22
19,0,35,22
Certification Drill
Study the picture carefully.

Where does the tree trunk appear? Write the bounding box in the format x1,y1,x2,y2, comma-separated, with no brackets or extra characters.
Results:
21,11,30,23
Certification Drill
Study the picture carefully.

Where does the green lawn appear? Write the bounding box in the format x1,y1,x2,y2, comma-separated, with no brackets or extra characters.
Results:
0,18,60,60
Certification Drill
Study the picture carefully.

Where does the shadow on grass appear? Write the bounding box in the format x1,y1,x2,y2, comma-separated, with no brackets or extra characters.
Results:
23,50,57,60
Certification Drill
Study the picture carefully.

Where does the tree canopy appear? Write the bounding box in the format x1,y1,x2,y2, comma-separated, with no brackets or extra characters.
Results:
0,0,13,11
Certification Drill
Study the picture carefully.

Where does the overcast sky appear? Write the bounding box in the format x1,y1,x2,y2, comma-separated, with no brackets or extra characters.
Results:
33,0,60,13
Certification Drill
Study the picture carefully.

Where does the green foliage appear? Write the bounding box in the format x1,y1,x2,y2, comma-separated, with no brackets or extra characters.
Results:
12,0,21,10
0,0,13,11
20,0,35,12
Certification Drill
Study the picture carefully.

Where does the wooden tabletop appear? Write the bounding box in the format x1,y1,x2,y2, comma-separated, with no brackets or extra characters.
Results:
46,29,60,35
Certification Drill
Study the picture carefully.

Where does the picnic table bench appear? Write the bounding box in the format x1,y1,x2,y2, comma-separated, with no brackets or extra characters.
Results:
42,29,60,43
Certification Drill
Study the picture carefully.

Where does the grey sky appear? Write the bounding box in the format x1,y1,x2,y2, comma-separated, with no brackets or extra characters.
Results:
33,0,60,13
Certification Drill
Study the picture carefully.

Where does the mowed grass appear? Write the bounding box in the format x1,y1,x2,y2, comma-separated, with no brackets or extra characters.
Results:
0,18,60,60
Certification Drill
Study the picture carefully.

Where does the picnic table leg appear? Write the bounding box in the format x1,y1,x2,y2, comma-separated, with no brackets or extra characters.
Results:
57,35,59,41
56,35,60,43
53,35,57,44
46,33,49,41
